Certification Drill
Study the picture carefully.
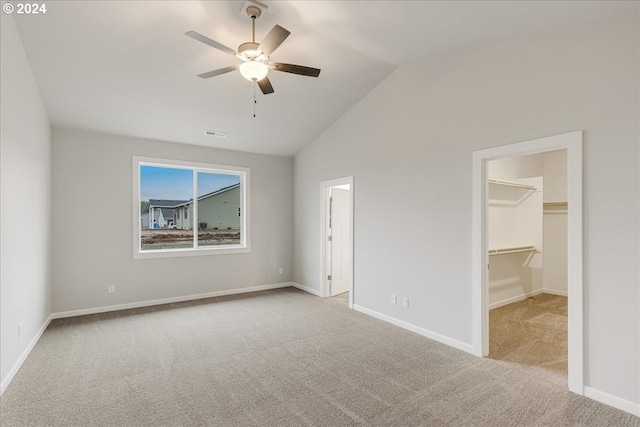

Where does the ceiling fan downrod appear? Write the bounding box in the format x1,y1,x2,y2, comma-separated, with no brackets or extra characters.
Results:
247,5,261,43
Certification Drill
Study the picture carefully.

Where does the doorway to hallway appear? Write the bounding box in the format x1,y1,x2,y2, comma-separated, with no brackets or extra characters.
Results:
320,177,354,308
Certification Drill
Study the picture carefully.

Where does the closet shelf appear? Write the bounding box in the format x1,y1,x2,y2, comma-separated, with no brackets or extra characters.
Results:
488,246,536,256
488,179,536,191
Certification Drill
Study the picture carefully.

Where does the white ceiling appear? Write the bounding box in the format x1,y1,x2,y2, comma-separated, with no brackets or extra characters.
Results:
12,1,633,156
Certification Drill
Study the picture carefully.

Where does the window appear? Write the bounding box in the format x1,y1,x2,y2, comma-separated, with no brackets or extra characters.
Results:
133,156,250,258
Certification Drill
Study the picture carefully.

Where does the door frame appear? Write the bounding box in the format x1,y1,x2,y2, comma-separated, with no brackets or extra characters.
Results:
320,176,354,308
471,131,584,394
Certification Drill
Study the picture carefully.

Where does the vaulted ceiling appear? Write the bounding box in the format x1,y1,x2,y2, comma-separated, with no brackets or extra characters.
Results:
12,1,633,156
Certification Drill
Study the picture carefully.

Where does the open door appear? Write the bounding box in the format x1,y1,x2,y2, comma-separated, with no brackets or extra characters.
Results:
321,177,354,307
329,187,350,296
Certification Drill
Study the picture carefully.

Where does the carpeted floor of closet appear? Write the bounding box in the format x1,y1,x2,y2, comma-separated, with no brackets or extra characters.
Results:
489,293,568,372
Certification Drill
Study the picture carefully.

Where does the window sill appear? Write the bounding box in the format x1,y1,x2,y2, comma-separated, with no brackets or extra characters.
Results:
132,246,250,259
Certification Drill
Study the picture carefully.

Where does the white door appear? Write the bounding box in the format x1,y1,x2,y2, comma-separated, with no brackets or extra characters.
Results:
330,187,350,296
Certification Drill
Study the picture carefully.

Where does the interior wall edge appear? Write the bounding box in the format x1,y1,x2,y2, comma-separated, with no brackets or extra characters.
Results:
583,386,640,417
488,289,545,310
50,282,295,320
290,282,322,297
0,314,53,396
352,304,475,355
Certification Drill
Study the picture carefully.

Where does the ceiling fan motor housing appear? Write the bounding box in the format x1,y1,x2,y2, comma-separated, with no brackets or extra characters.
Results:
238,42,263,60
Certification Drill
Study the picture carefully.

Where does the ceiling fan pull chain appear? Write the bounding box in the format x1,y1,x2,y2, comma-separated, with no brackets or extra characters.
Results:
253,82,257,118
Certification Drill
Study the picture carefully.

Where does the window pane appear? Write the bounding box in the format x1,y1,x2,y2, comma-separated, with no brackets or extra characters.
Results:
140,166,194,250
196,172,241,247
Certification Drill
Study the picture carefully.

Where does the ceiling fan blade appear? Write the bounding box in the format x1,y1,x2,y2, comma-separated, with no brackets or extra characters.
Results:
185,31,237,56
197,66,238,79
257,76,274,95
272,63,321,78
258,25,290,56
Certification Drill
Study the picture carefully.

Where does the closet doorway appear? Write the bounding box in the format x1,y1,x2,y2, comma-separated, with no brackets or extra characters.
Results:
320,177,354,308
471,131,584,395
487,151,568,372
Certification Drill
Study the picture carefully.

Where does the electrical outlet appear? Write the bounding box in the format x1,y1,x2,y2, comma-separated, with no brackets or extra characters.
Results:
278,267,283,274
391,294,397,304
108,285,115,294
18,324,22,338
403,297,409,308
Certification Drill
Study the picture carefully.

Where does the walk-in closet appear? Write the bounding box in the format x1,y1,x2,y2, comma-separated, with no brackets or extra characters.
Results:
487,150,568,372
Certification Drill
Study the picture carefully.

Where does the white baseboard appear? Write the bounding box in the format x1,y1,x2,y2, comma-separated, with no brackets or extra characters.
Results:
1,314,53,395
584,386,640,417
542,288,568,297
352,304,474,355
489,289,569,310
51,282,294,319
290,282,322,297
489,289,544,310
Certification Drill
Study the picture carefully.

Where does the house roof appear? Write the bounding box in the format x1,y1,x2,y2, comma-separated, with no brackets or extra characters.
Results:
198,183,240,201
149,199,188,208
175,183,240,207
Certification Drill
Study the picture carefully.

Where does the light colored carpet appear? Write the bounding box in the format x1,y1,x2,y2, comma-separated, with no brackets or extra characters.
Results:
489,294,568,372
1,287,638,426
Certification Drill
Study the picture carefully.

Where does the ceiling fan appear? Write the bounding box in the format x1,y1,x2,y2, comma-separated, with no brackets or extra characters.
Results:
185,3,321,95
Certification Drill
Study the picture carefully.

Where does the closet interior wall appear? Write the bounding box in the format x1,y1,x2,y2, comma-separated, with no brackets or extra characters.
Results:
488,150,567,308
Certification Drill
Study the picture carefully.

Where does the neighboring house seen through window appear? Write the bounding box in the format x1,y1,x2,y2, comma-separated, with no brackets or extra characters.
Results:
133,156,250,258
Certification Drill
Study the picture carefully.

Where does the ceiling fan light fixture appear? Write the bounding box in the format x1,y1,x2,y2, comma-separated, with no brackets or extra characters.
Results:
239,60,268,81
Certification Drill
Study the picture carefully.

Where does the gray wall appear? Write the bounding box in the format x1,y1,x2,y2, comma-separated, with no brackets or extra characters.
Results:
293,13,639,405
1,15,52,390
52,128,293,312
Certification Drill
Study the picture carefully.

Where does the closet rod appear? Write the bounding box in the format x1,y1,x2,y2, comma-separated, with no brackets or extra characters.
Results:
543,202,568,208
488,246,536,255
488,179,536,191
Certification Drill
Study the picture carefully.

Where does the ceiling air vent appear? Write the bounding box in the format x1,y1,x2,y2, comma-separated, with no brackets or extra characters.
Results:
205,131,227,138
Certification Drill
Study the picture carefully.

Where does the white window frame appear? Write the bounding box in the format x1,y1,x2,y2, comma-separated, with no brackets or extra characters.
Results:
132,156,250,259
